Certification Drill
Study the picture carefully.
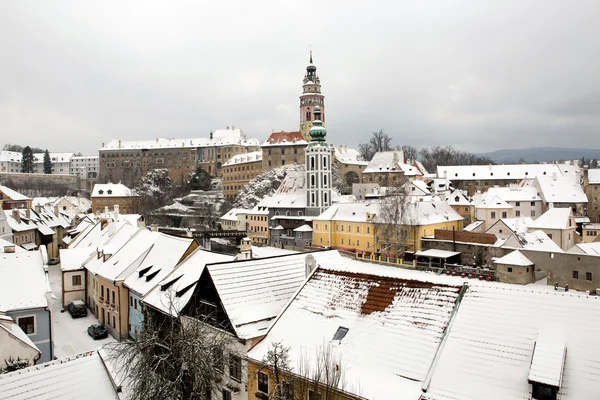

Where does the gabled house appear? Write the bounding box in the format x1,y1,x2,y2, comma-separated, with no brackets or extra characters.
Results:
493,250,535,284
0,315,41,368
474,194,513,230
0,249,52,363
123,234,197,338
528,208,577,251
3,209,38,251
486,216,534,239
531,174,587,215
446,189,474,224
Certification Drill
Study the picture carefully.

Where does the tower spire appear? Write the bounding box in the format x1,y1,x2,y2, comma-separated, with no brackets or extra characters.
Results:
309,45,313,64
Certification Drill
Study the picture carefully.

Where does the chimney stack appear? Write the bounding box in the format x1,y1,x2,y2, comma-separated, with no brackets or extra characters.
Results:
54,205,59,216
305,254,317,277
150,224,159,232
104,206,109,214
12,209,20,223
552,171,557,181
114,204,120,216
118,140,122,149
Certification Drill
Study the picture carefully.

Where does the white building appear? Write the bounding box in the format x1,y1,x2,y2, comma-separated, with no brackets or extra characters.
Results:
305,106,332,216
32,152,74,174
0,151,22,173
70,156,99,179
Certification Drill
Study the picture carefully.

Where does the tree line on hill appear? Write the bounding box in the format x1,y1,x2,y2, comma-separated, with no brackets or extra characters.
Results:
358,129,495,172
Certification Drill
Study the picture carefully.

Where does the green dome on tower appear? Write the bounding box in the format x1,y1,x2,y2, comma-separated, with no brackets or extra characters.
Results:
309,106,327,142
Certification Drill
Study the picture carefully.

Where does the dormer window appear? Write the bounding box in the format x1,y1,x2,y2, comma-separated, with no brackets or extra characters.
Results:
98,190,104,194
528,331,566,400
107,190,113,195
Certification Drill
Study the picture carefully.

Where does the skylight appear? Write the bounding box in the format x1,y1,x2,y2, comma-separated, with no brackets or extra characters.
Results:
332,326,349,342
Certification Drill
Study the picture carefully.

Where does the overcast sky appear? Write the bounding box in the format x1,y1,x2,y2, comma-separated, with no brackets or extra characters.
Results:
1,1,599,155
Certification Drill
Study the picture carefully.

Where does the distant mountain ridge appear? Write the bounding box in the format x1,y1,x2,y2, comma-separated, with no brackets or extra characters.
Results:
476,147,600,164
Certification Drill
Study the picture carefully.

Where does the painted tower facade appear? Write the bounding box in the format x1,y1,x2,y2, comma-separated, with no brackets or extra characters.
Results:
299,51,325,142
305,106,333,216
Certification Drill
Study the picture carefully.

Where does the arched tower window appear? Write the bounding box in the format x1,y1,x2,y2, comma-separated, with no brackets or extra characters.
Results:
311,157,315,169
311,175,315,187
324,192,328,204
323,175,327,186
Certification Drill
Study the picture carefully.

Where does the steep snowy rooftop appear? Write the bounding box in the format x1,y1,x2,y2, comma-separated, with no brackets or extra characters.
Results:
0,315,40,356
528,208,573,230
314,202,379,222
476,195,513,209
0,251,48,312
501,230,563,252
423,285,600,400
248,266,464,399
334,146,368,166
487,217,533,235
207,250,342,340
92,183,133,198
567,242,600,256
0,185,30,201
484,185,541,202
220,208,247,221
222,150,262,166
494,250,534,266
142,249,234,315
124,234,195,296
261,131,307,147
60,247,95,272
535,175,587,204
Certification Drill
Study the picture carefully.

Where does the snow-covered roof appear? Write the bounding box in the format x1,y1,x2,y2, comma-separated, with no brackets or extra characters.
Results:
0,238,25,253
99,129,256,151
363,151,426,176
207,250,342,340
500,230,563,252
314,202,379,222
0,150,22,163
83,223,139,274
375,201,464,226
424,285,600,400
0,350,122,399
124,234,195,296
436,163,579,181
92,183,133,198
91,229,156,282
222,150,262,167
476,195,513,209
494,249,534,266
0,251,48,312
0,315,40,356
483,185,542,202
528,208,573,230
463,220,484,232
588,169,600,184
333,146,368,166
220,208,247,221
293,224,313,232
142,248,234,316
0,185,31,201
411,180,431,195
261,131,307,147
415,249,460,259
445,190,471,206
60,247,95,272
248,265,465,399
487,217,533,235
583,223,600,230
32,152,74,164
251,246,298,258
3,210,37,232
567,242,600,256
535,175,587,204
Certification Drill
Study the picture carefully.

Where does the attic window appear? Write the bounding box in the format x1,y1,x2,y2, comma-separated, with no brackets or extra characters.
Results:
332,326,349,342
138,265,152,277
107,190,113,194
146,270,161,281
490,172,494,176
507,172,511,176
98,190,104,194
472,173,476,176
455,196,460,202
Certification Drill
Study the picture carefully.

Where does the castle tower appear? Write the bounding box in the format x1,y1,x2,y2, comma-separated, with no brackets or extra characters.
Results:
305,106,332,215
299,50,325,142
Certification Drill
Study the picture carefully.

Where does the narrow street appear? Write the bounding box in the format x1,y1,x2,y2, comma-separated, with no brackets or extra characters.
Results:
47,262,115,359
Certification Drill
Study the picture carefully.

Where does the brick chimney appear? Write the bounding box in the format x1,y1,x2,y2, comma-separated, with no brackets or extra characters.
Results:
12,209,20,223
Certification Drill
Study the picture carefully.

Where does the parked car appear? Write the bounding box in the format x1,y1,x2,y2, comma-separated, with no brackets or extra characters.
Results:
87,324,109,340
67,300,88,318
48,258,60,265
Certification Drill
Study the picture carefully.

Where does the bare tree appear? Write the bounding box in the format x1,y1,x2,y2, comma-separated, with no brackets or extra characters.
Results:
418,145,494,172
108,306,243,400
400,145,419,161
358,130,393,161
374,174,413,261
257,342,361,400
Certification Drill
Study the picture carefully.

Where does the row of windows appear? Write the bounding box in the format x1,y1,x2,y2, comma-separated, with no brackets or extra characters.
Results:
573,271,593,280
102,151,196,158
330,224,371,234
267,148,300,155
249,215,267,222
223,164,259,173
14,233,33,245
274,211,304,216
585,230,598,236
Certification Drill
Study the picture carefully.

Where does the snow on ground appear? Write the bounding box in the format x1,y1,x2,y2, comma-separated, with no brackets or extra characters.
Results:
47,263,115,358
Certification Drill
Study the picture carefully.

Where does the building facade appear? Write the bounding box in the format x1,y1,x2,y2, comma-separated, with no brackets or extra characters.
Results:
222,151,263,202
305,106,332,217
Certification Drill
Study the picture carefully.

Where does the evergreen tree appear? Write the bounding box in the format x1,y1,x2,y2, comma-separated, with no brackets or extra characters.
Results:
43,149,52,174
20,146,34,173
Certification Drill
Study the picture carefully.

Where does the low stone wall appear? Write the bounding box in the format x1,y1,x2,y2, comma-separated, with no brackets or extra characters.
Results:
0,172,78,197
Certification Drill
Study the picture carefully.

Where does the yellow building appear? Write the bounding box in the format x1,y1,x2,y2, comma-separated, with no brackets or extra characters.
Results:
581,223,600,243
246,206,270,245
313,201,464,257
222,151,263,202
446,190,474,225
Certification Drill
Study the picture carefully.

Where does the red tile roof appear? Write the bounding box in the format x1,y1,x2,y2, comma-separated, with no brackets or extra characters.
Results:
263,131,306,145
